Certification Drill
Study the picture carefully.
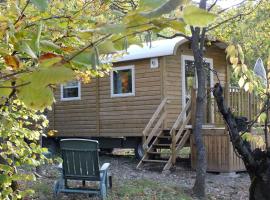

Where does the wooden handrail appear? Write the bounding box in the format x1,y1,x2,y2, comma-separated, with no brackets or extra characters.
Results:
175,112,191,142
143,112,166,149
142,97,168,136
170,98,191,135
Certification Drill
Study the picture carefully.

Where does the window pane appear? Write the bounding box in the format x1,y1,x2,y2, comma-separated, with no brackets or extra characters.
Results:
113,69,132,94
63,88,79,98
64,81,78,87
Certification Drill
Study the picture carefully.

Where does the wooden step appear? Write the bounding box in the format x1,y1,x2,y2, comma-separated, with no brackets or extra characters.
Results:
147,151,171,154
157,135,171,139
142,159,168,163
153,144,171,148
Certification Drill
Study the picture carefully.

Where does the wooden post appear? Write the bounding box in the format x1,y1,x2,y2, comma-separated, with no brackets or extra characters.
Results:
171,128,176,165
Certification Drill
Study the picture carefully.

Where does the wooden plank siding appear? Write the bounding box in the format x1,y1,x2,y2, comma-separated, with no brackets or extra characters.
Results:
47,41,227,138
47,79,98,137
48,59,163,137
99,59,162,137
164,43,227,128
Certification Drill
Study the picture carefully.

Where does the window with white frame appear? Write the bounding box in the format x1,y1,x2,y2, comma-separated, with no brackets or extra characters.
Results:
61,81,81,101
110,66,135,97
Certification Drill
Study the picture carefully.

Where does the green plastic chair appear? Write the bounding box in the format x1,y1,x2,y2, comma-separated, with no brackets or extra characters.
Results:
53,139,111,199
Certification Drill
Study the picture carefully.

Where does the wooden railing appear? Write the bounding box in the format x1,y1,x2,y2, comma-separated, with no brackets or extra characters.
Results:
142,97,168,149
163,99,192,170
228,86,261,120
214,86,262,124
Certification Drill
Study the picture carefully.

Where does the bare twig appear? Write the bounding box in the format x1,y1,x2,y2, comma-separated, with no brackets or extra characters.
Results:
208,0,218,11
208,0,263,31
14,0,30,25
66,34,112,62
0,70,30,80
217,0,246,14
0,82,30,89
157,33,191,40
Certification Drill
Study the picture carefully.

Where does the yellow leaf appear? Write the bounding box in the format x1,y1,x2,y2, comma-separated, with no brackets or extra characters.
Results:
230,57,238,65
238,77,245,88
183,5,216,27
4,55,20,69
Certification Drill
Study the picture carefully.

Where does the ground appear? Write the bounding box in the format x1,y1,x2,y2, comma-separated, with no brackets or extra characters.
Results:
24,150,250,200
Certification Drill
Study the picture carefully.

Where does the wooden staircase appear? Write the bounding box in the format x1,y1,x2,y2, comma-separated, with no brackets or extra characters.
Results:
137,98,192,171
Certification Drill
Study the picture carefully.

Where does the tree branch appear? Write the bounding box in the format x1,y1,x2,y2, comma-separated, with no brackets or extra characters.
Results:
0,70,30,80
14,0,30,25
213,83,257,170
208,0,218,11
157,33,191,40
217,0,246,14
66,34,112,62
0,82,30,89
208,0,263,31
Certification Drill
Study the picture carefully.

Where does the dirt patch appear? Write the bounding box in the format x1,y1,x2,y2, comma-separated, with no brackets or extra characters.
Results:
27,153,250,200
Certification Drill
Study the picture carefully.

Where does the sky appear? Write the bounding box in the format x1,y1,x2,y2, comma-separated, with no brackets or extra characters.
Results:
217,0,246,8
194,0,246,9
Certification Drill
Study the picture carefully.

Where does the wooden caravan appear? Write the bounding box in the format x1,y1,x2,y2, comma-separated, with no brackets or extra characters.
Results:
47,37,249,172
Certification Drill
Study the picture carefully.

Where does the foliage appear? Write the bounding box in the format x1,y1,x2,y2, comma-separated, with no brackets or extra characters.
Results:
226,43,270,147
0,0,220,198
0,100,48,199
213,0,270,67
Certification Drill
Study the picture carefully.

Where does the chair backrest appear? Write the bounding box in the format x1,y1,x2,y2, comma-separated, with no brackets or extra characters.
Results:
60,139,100,181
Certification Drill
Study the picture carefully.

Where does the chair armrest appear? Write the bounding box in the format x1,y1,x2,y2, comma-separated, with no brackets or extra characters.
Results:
100,163,110,172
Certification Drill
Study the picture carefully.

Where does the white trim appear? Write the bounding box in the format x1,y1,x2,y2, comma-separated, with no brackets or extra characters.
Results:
110,65,135,98
111,37,188,62
60,81,81,101
181,55,214,121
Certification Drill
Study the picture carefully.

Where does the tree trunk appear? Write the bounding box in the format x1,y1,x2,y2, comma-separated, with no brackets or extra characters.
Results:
213,83,270,200
191,29,207,198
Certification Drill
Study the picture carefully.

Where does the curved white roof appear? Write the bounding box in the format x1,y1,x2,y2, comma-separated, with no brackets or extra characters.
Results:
114,37,187,62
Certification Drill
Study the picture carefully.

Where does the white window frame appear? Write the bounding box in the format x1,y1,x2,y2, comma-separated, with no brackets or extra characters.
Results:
110,65,135,98
60,81,81,101
181,55,214,120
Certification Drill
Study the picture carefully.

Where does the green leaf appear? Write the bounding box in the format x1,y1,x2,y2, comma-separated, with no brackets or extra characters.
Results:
98,24,126,34
16,66,74,110
28,67,75,86
31,22,43,56
183,5,216,27
98,41,117,54
241,132,253,142
140,0,186,18
17,84,54,110
0,81,12,101
258,112,267,123
40,40,61,52
71,50,94,68
167,20,186,33
20,42,37,59
139,0,167,10
30,0,48,12
39,57,62,68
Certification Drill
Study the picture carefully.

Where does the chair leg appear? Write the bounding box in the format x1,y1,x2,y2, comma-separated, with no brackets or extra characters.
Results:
100,182,106,200
53,178,64,198
53,180,60,198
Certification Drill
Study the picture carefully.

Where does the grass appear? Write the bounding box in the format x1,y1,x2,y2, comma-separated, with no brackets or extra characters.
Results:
31,180,54,200
108,179,191,200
